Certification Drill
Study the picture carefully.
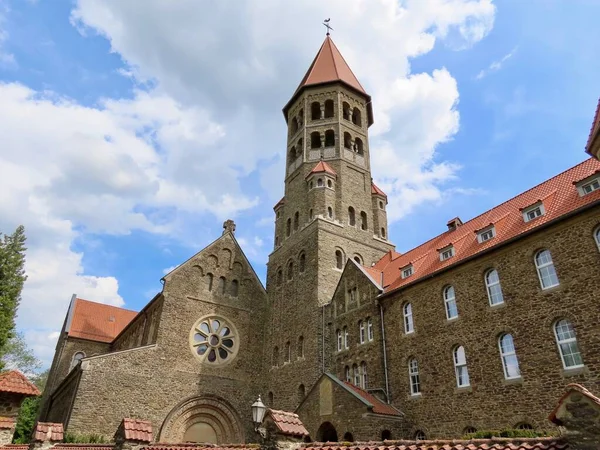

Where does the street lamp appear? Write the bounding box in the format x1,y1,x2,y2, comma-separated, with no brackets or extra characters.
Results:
251,395,267,431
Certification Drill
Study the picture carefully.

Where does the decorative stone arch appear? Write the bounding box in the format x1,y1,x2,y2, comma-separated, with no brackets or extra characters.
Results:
158,394,244,444
220,248,233,269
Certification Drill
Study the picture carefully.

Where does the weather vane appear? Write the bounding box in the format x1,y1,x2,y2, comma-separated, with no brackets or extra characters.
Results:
323,18,333,36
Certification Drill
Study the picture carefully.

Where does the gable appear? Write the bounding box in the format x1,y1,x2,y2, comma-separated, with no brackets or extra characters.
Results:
330,260,381,319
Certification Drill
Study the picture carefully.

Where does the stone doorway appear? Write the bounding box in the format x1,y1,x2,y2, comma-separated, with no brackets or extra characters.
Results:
316,422,338,442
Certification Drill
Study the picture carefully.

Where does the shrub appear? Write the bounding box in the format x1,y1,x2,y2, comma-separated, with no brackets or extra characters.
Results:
63,433,108,443
463,429,552,439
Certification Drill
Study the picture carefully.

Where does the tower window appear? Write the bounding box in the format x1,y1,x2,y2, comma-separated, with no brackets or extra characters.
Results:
287,261,294,281
381,227,386,239
277,269,283,286
324,99,334,118
311,102,321,120
360,211,368,230
272,346,279,367
327,207,333,219
344,132,352,149
286,218,291,237
290,117,298,135
219,276,226,295
299,252,306,273
335,250,344,269
327,179,333,188
348,207,356,226
379,200,384,209
359,320,365,344
294,211,299,231
285,341,291,363
342,102,351,120
325,129,335,147
289,146,296,163
311,132,321,149
354,138,364,155
206,273,214,292
309,209,314,220
352,107,362,127
298,336,304,358
230,279,239,297
317,178,323,187
297,138,303,153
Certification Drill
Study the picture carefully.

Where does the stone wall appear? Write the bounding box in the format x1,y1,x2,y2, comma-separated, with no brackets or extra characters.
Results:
0,393,23,418
45,369,81,426
381,207,600,438
112,297,163,351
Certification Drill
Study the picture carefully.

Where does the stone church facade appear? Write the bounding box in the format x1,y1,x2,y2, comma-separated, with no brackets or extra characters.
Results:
39,36,600,444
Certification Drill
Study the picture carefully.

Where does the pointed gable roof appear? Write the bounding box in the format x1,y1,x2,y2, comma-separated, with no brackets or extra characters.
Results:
306,160,337,179
68,298,137,343
586,97,600,157
0,370,41,396
283,37,373,125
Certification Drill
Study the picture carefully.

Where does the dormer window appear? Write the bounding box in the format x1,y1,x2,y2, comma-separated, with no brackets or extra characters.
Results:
575,175,600,196
401,265,413,279
477,226,496,243
522,202,545,223
439,245,455,261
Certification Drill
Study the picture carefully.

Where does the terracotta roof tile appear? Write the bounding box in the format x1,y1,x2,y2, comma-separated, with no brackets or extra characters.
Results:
585,97,600,154
54,445,114,450
0,370,40,396
142,445,259,450
301,439,568,450
371,182,387,199
0,417,15,429
342,382,401,416
378,158,600,295
33,422,64,442
267,409,309,437
306,161,337,179
122,418,153,442
69,298,137,343
0,445,29,450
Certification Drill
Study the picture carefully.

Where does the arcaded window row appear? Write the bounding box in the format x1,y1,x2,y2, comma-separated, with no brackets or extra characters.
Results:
275,251,307,286
205,273,239,297
344,361,368,389
406,319,583,395
336,317,373,351
272,336,304,367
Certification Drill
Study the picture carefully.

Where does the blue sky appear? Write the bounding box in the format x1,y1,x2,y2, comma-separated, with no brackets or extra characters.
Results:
0,0,598,367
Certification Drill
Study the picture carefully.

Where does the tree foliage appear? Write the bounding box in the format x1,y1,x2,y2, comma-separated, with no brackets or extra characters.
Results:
12,369,47,444
2,332,41,375
0,225,27,370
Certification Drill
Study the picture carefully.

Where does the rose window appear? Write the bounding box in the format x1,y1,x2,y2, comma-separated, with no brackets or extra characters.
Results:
189,316,239,365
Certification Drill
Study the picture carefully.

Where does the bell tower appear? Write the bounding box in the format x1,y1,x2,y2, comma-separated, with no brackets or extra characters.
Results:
265,36,395,411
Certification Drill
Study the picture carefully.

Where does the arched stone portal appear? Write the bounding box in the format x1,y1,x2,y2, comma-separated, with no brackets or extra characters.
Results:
317,422,338,442
159,395,244,444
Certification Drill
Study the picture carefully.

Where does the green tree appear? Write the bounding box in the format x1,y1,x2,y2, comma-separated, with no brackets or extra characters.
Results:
12,370,48,444
2,332,41,375
0,225,27,370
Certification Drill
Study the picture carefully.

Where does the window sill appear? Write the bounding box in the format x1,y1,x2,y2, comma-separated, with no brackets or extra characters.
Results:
408,393,422,400
540,284,562,294
502,376,523,386
403,331,416,337
446,316,459,323
490,301,506,309
561,366,587,378
454,385,472,394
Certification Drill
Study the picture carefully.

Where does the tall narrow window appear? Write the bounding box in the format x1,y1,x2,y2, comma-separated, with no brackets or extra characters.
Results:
354,138,364,155
344,132,352,149
348,207,356,226
485,269,504,305
206,273,214,292
299,252,306,273
408,358,420,395
70,352,85,371
337,330,342,351
343,327,349,349
327,207,333,219
359,320,365,344
499,334,520,379
286,218,291,237
360,361,368,388
230,279,239,297
287,261,294,280
444,286,458,320
554,319,584,369
310,131,321,149
353,364,360,386
352,107,362,127
298,336,304,359
595,227,600,250
345,366,351,382
325,129,335,147
324,99,334,118
535,249,559,289
284,341,291,363
360,211,368,230
219,277,226,295
453,346,470,387
272,346,279,367
297,384,305,403
294,211,299,231
403,303,414,334
311,102,321,120
335,250,343,269
367,318,373,341
381,227,386,239
277,269,283,286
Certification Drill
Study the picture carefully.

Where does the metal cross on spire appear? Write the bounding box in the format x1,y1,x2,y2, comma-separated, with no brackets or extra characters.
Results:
323,18,333,36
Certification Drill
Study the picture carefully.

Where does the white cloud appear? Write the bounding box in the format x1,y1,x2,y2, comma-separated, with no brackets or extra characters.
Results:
476,46,518,79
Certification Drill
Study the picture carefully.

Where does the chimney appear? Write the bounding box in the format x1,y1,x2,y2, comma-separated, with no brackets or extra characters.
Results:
447,217,463,231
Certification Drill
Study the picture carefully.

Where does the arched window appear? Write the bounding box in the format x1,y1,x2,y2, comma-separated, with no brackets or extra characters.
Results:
286,218,291,237
595,226,600,250
289,146,296,163
535,249,559,289
453,346,470,387
499,334,520,379
381,227,386,239
324,99,334,118
277,268,283,286
348,207,356,226
344,132,352,149
299,252,306,273
285,341,291,363
230,279,239,297
298,384,305,403
342,432,354,442
367,318,373,341
360,211,368,230
444,286,458,320
317,178,324,187
515,423,533,430
70,351,85,371
294,211,299,231
268,391,274,405
311,101,321,120
324,129,335,147
464,427,477,435
309,209,314,220
408,358,420,395
353,364,360,385
352,107,362,126
297,137,303,152
310,131,321,149
219,277,226,295
342,102,351,120
287,261,294,280
275,236,279,247
414,430,426,441
343,327,349,349
360,361,368,388
337,329,343,351
335,250,344,269
298,336,304,359
353,255,362,264
272,346,279,367
298,108,304,124
354,138,364,155
327,179,333,188
485,269,504,305
206,273,214,292
381,430,392,441
403,303,414,334
327,207,333,219
344,366,351,382
358,320,365,344
290,117,298,135
554,319,583,369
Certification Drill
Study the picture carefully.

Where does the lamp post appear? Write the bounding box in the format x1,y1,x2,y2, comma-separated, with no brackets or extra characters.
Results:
251,395,267,433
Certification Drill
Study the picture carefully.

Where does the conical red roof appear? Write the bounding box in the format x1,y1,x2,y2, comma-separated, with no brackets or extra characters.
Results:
371,182,387,199
306,160,337,179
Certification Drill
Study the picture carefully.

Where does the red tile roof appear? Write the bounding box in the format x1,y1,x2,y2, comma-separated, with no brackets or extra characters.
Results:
306,161,337,179
302,439,567,450
373,158,600,295
585,97,600,155
121,418,153,442
267,409,309,437
273,197,285,211
54,445,114,450
342,382,401,416
0,445,29,450
69,298,137,343
0,370,40,396
549,383,600,425
142,445,258,450
33,422,64,442
371,182,387,199
0,417,15,429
